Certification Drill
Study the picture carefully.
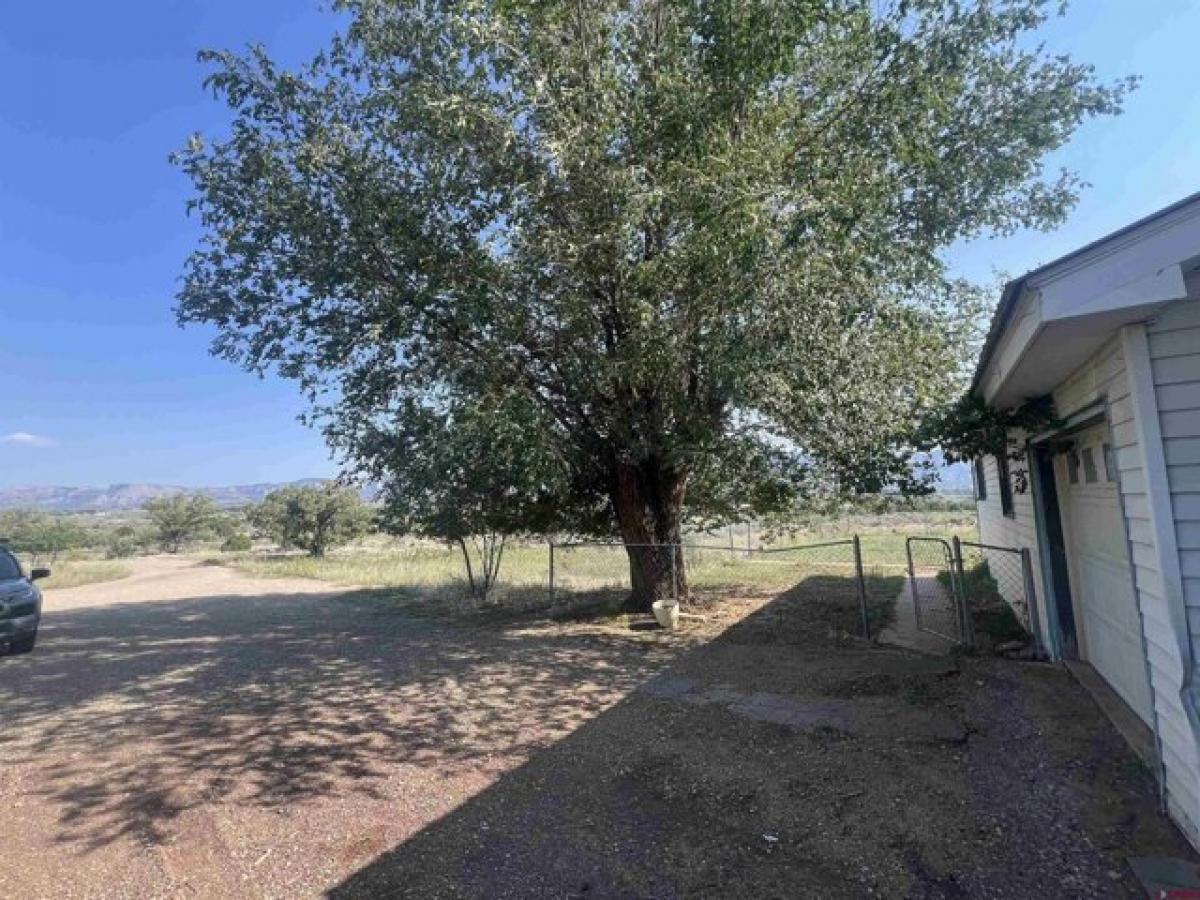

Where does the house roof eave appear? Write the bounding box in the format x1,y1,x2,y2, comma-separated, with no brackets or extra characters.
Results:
969,188,1200,402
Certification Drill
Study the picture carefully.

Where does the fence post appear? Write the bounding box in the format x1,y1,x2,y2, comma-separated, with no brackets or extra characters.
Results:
670,543,678,606
1020,548,1044,659
548,541,556,603
951,536,974,650
853,535,870,641
905,537,920,632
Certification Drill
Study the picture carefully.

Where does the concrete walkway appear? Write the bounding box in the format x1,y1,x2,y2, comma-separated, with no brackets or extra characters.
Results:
879,576,958,655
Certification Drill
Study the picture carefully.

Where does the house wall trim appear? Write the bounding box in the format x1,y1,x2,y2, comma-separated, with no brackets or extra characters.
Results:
1120,322,1199,779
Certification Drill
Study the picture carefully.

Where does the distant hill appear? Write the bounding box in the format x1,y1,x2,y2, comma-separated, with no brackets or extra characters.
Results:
1,461,971,514
0,479,338,513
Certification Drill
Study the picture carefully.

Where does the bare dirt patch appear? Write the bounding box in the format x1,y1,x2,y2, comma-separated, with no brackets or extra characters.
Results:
0,557,1190,898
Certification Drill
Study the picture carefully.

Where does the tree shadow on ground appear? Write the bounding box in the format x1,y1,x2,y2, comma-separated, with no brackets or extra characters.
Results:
0,587,676,853
1,574,1189,898
326,575,1190,899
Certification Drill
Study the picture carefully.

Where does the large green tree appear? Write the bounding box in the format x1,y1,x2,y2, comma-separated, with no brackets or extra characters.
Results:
176,0,1130,609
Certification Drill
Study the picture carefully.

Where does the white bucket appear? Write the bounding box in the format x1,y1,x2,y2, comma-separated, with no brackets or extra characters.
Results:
651,599,680,630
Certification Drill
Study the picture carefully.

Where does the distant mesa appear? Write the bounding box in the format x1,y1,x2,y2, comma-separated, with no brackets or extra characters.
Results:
0,463,968,513
0,479,366,512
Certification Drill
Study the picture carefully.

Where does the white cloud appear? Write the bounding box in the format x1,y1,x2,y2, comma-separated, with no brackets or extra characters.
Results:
2,432,58,448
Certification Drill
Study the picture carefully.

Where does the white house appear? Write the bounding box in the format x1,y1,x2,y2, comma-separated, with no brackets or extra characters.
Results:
972,191,1200,846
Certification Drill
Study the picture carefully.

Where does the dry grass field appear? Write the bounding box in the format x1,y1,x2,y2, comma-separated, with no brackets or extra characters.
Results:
214,510,977,618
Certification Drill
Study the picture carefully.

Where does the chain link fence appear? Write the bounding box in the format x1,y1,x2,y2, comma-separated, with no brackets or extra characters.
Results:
550,539,880,639
367,530,1040,652
957,541,1041,654
901,537,1042,654
905,537,965,643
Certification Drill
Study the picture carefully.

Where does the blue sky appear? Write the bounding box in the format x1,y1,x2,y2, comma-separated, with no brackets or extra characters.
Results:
1,2,1197,489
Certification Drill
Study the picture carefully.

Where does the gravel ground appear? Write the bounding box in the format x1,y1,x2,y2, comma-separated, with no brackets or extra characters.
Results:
0,557,1191,898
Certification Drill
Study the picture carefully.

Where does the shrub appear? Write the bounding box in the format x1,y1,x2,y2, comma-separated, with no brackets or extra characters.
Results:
144,494,220,553
249,485,374,557
221,532,253,552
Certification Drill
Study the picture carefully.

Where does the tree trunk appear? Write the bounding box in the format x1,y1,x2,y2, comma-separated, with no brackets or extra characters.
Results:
612,459,688,613
457,538,477,596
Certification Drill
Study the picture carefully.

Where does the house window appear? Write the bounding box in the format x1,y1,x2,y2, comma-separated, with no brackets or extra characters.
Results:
973,457,987,501
1103,443,1117,482
1082,446,1098,484
1067,450,1081,484
997,454,1014,517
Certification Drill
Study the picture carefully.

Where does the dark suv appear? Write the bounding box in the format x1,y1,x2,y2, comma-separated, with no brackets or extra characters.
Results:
0,547,48,655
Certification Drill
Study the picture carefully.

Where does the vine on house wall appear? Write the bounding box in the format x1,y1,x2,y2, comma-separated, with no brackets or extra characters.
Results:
922,394,1059,495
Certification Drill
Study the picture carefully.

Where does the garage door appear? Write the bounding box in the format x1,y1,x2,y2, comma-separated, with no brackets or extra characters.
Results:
1059,423,1154,724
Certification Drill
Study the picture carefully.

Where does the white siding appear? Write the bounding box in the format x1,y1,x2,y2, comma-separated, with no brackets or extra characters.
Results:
974,448,1043,637
1148,299,1200,844
1150,307,1200,612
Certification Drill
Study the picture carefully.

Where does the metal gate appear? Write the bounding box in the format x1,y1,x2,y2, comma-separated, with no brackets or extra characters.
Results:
905,536,1042,654
957,540,1042,657
905,537,968,644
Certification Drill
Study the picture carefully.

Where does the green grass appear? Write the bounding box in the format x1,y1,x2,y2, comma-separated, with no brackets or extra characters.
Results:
952,561,1030,645
934,559,1030,650
38,560,132,591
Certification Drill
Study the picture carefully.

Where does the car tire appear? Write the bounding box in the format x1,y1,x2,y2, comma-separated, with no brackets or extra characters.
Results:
9,632,36,655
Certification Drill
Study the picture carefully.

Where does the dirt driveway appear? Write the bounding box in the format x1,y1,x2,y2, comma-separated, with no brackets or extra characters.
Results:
0,557,1191,898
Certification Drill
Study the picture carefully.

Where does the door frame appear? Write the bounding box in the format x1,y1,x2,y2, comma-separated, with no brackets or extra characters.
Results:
1028,400,1109,662
1029,440,1076,660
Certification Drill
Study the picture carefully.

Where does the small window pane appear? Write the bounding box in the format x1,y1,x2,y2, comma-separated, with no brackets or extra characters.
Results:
1067,450,1080,484
1082,447,1098,484
1103,443,1117,482
997,454,1014,517
974,457,987,501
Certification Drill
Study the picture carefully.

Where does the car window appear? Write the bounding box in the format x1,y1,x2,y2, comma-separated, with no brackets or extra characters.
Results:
0,549,24,580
